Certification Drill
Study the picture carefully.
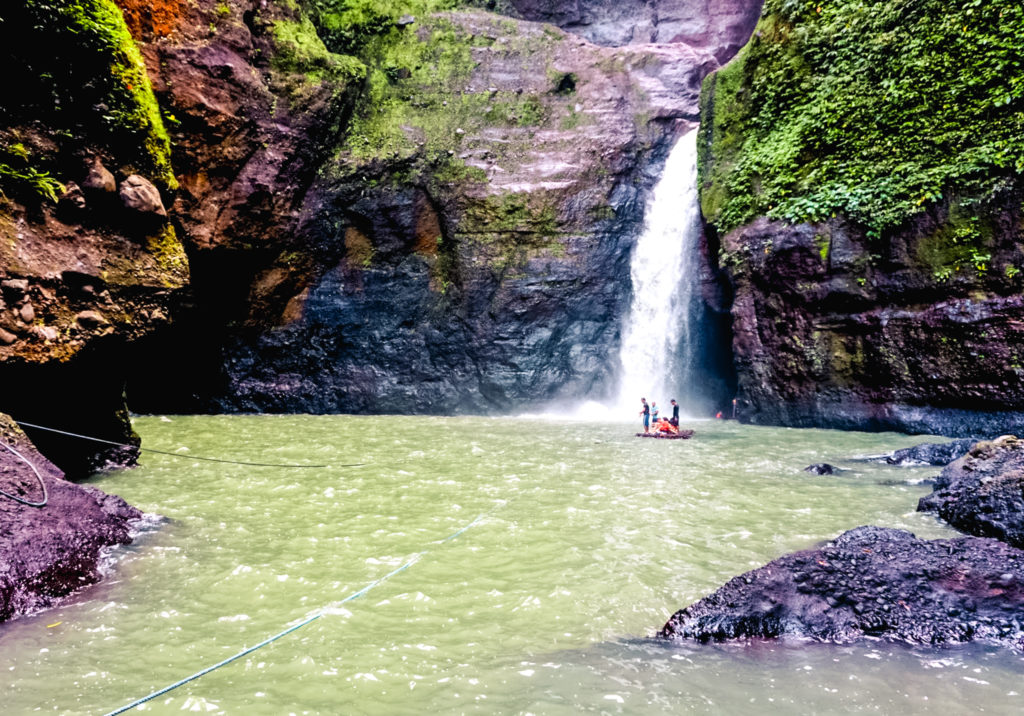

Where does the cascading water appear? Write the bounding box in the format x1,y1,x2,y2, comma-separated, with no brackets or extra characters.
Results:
616,127,703,416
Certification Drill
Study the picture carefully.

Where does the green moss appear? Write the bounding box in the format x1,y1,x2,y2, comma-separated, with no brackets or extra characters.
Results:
2,0,177,189
700,0,1024,239
272,16,366,84
145,224,190,286
462,192,560,238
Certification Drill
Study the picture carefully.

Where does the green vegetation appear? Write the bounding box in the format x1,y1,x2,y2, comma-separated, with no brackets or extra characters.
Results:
1,0,176,190
0,143,64,203
699,0,1024,239
296,1,567,172
271,15,367,84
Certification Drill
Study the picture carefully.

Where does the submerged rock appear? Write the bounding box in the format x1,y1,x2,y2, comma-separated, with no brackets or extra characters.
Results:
884,439,975,466
0,414,141,623
804,463,838,475
918,435,1024,548
659,526,1024,649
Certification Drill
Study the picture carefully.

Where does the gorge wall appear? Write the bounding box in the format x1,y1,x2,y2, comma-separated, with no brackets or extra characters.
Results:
120,0,758,415
700,0,1024,437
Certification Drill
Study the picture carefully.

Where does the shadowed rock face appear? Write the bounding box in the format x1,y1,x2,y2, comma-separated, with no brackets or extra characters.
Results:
660,526,1024,649
510,0,764,63
719,202,1024,437
919,436,1024,548
0,414,141,623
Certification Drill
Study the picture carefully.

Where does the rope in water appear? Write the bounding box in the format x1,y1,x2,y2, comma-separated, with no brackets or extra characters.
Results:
0,440,48,507
14,421,343,469
102,512,489,716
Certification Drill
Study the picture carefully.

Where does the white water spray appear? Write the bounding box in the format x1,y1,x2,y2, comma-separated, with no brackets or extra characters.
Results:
616,127,703,415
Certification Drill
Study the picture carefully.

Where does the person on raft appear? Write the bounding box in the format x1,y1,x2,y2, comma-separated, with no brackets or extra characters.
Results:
639,397,650,433
654,416,679,434
651,402,660,423
670,399,680,427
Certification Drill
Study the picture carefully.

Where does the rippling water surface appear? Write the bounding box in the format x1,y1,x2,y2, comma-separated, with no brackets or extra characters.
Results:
2,416,1022,714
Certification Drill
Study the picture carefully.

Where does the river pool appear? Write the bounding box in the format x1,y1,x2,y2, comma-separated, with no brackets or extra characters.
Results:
1,416,1022,714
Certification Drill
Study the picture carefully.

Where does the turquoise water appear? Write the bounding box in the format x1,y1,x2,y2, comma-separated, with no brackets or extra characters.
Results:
1,416,1021,714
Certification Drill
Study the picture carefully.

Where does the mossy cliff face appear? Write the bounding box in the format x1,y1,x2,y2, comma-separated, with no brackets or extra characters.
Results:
700,0,1024,436
127,0,733,413
0,0,189,475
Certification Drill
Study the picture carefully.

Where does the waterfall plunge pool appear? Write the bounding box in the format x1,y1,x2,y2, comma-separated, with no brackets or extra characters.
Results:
2,415,1022,714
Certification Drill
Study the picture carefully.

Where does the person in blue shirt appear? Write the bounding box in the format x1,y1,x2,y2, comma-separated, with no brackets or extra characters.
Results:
651,402,660,422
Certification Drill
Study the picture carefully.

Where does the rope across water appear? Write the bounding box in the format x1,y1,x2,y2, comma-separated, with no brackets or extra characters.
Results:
102,511,490,716
0,440,48,507
15,421,345,469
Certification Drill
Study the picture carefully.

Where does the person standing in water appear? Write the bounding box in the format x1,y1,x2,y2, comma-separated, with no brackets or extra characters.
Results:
639,398,650,433
670,399,680,427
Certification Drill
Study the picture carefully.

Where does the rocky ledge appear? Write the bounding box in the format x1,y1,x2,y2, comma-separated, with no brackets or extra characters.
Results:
0,414,140,623
918,435,1024,549
659,526,1024,649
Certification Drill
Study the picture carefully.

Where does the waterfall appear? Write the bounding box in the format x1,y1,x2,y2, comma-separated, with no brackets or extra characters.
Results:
617,127,703,416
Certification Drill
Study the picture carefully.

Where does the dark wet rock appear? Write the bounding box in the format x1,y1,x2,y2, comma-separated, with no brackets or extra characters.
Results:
659,526,1024,649
804,463,837,475
918,436,1024,548
885,439,975,466
0,413,141,623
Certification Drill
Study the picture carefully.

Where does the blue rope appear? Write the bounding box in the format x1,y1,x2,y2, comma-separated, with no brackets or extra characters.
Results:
102,512,488,716
14,421,340,469
0,440,48,507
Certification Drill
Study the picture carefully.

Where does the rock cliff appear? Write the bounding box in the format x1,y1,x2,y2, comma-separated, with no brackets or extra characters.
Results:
0,0,189,476
122,0,754,414
699,0,1024,436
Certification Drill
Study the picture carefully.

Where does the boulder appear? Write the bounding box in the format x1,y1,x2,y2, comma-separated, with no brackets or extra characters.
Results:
75,310,107,327
0,413,142,623
18,302,34,323
659,526,1024,649
1,278,28,299
58,181,87,212
918,435,1024,548
81,158,117,194
804,463,837,475
118,174,168,218
884,438,975,466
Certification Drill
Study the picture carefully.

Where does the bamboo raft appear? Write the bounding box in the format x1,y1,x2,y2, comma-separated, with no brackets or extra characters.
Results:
635,430,694,440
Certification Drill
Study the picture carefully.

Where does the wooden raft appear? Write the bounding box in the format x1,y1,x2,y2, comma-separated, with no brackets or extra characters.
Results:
635,429,694,440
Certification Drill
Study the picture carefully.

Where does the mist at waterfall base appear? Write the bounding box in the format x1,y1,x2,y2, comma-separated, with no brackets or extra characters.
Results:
536,128,733,423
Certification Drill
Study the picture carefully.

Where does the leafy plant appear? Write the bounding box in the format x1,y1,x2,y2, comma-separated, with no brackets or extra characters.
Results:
700,0,1024,239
